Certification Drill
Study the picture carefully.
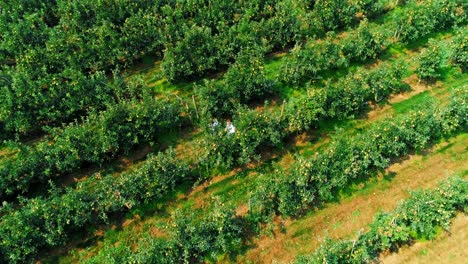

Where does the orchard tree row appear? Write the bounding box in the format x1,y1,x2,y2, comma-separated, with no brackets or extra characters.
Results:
0,0,391,138
417,28,467,81
295,176,467,263
0,149,190,263
0,88,183,199
1,87,465,263
198,61,407,170
248,87,467,219
0,41,409,201
281,0,466,85
83,88,466,264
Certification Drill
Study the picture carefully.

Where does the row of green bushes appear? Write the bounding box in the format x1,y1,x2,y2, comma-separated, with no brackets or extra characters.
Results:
83,200,245,264
248,88,467,219
281,0,466,85
451,29,468,71
194,1,467,123
0,94,182,198
0,55,412,264
199,61,408,169
0,149,190,263
195,17,396,118
393,0,467,44
417,28,467,80
294,176,467,263
280,20,387,85
0,0,391,137
82,88,467,264
159,0,391,81
0,26,410,200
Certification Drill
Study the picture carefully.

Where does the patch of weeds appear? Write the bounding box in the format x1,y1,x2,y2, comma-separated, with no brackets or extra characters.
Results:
331,221,342,230
351,209,361,218
418,248,429,256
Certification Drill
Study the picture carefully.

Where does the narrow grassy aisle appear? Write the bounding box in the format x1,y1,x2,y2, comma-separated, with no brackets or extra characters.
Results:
237,133,467,263
381,214,467,264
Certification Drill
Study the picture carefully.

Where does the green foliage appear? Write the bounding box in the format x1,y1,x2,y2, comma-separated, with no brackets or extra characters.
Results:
356,0,388,19
295,176,468,263
280,33,347,85
250,91,466,219
393,0,467,44
84,201,242,264
196,46,275,120
325,62,407,119
161,25,219,82
0,69,116,135
196,80,239,120
417,40,443,81
285,88,327,133
256,0,303,50
279,18,392,86
224,47,275,103
364,61,408,102
440,86,468,134
450,29,468,72
341,19,388,63
312,0,357,32
0,149,189,263
0,97,182,198
171,203,243,262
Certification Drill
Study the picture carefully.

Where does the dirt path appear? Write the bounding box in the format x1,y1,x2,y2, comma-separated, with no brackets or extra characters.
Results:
237,134,468,263
381,214,467,264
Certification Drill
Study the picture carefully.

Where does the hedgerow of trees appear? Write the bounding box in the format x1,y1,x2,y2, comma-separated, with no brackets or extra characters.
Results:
295,176,467,263
198,61,408,169
79,88,466,264
0,0,399,138
0,94,182,199
0,1,466,262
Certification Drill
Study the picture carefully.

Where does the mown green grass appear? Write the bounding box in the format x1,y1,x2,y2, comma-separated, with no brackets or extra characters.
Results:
392,91,435,114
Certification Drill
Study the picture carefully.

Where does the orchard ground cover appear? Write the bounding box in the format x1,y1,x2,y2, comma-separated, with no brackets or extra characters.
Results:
54,78,464,262
42,32,466,262
1,1,466,262
1,0,457,199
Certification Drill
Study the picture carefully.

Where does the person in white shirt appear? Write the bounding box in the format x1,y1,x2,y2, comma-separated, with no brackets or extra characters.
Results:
225,119,235,135
211,118,219,130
